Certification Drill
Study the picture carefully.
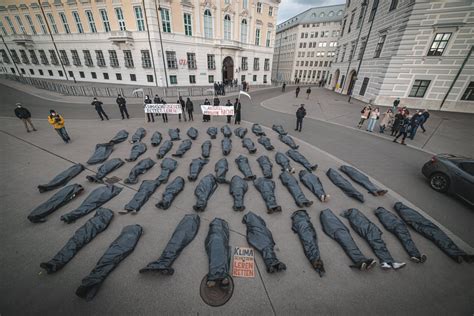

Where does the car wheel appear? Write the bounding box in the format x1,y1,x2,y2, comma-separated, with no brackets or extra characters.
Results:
429,173,450,193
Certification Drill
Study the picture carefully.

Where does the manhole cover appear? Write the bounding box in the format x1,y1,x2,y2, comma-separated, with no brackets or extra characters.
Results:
105,176,121,184
199,274,234,307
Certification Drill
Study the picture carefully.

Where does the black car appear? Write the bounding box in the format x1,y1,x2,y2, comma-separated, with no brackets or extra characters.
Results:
422,154,474,205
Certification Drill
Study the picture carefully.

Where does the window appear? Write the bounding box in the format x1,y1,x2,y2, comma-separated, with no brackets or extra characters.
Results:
208,75,214,83
134,6,145,31
253,75,257,82
241,75,246,82
255,28,261,46
58,70,63,77
427,33,451,56
95,50,106,67
257,2,262,13
79,71,85,78
263,75,267,83
49,50,59,65
83,50,93,66
68,70,73,77
29,50,39,64
20,68,26,75
25,15,36,35
349,44,355,61
359,77,369,95
5,16,16,34
130,74,136,81
243,0,248,9
369,0,379,22
0,49,10,63
124,50,134,68
47,13,58,34
189,75,196,84
241,57,248,70
166,51,177,69
36,14,47,34
269,7,273,16
19,50,29,64
357,5,366,29
373,34,386,58
207,54,216,70
70,50,81,66
224,15,231,40
461,82,474,101
91,72,97,79
341,18,346,36
264,58,270,71
161,8,171,33
184,13,192,36
48,70,53,76
100,9,111,32
141,50,151,68
266,31,271,47
116,73,122,80
39,69,44,76
170,75,177,84
39,49,49,65
348,12,355,33
389,0,398,11
204,9,212,38
72,11,84,33
147,75,154,82
187,52,196,69
358,40,366,60
59,50,69,66
0,20,7,36
115,8,126,31
15,16,26,34
109,50,119,67
85,10,97,33
253,58,259,71
409,80,430,98
59,12,71,34
241,19,248,43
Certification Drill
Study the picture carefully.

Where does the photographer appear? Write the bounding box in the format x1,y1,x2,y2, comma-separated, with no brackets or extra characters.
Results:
48,110,70,143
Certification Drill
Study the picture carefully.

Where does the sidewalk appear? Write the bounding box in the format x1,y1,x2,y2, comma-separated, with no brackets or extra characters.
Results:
261,88,474,157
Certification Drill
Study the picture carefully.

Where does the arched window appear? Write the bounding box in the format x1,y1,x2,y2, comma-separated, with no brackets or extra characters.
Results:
241,19,247,43
204,9,212,38
337,10,343,16
320,12,325,18
224,14,231,40
328,11,334,17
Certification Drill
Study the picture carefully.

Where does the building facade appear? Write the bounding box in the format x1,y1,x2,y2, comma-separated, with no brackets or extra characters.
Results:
0,0,280,87
271,4,344,84
327,0,474,112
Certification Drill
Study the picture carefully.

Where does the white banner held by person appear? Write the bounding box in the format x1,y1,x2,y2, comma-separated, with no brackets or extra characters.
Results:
145,103,182,114
200,105,234,116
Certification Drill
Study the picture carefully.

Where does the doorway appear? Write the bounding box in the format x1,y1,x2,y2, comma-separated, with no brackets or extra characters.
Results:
222,56,234,84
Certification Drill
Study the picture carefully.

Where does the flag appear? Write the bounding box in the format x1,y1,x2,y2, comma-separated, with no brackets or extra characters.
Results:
239,90,251,100
132,88,144,96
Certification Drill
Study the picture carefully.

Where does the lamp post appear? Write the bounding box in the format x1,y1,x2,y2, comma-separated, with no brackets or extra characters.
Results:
154,0,169,88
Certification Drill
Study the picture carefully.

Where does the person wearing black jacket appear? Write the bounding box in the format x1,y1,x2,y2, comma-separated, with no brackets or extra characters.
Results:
14,103,37,132
213,96,220,106
153,94,162,117
144,95,154,122
420,109,430,133
91,98,109,121
390,112,404,136
225,100,233,123
185,98,194,121
177,96,187,122
393,112,410,145
116,94,129,119
295,104,306,132
160,98,168,123
203,98,211,122
234,98,241,124
295,86,301,98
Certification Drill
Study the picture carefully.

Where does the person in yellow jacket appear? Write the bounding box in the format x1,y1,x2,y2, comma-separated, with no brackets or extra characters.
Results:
48,109,71,143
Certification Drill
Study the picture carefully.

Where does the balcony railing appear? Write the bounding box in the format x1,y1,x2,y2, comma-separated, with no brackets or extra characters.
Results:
12,34,34,45
108,31,133,43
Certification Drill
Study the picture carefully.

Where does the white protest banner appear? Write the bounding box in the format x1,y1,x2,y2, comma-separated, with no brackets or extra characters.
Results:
145,103,182,114
232,247,255,278
200,105,234,116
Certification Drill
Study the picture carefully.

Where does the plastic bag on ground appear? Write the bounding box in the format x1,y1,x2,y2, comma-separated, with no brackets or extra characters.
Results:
205,218,231,283
140,214,200,275
221,125,232,138
291,210,325,276
130,128,146,143
124,158,156,184
275,152,294,173
40,208,114,273
109,129,129,144
87,158,125,183
156,176,185,210
201,140,212,159
207,127,218,139
257,155,273,179
187,127,199,140
155,158,178,184
340,165,387,196
375,207,425,262
320,209,373,269
394,202,473,263
242,211,286,273
235,155,256,180
193,174,218,212
222,138,232,156
172,139,192,158
157,140,173,159
76,224,143,301
242,138,257,154
125,142,147,162
215,158,229,183
279,171,313,207
188,158,209,181
272,124,288,136
252,123,266,136
253,177,281,214
60,185,123,223
278,134,299,149
86,143,114,165
258,136,275,151
38,163,85,193
168,128,181,141
234,127,248,139
230,175,248,211
123,180,160,213
28,184,84,223
299,170,329,202
287,149,318,172
326,168,364,202
151,131,162,147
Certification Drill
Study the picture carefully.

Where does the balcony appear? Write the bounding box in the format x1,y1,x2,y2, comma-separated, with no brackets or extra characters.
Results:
108,31,134,44
217,39,243,51
12,34,34,46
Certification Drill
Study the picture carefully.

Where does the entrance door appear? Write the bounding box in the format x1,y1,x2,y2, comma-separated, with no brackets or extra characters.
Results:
222,56,234,84
347,70,357,95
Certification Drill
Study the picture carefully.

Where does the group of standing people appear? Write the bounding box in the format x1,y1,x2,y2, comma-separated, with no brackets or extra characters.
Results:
202,97,241,124
294,86,313,99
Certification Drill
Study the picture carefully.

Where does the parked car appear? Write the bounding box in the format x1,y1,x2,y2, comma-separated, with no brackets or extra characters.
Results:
422,154,474,205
